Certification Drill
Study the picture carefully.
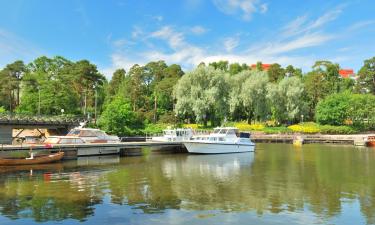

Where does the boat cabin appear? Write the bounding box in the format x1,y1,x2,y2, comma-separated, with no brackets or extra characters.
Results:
44,136,85,144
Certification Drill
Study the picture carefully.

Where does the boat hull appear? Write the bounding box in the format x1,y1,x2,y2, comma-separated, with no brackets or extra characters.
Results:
183,142,255,154
0,152,64,166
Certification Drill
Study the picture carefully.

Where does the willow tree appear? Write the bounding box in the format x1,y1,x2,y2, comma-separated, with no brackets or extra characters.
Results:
174,65,229,126
267,76,306,123
228,70,269,123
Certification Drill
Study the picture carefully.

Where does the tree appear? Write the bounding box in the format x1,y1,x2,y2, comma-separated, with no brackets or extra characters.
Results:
267,77,306,123
285,65,302,78
240,71,269,123
0,60,26,112
267,63,285,83
17,56,80,115
312,61,340,94
303,71,326,119
316,92,352,126
174,66,229,126
98,97,141,135
228,63,248,75
228,71,250,121
108,69,126,97
209,61,229,71
356,56,375,94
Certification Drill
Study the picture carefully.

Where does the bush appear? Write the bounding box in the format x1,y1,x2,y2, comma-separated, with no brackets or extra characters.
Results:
319,125,357,134
158,112,177,124
233,122,265,131
0,106,5,113
98,98,143,136
316,92,351,125
263,126,292,134
142,123,172,135
288,122,320,134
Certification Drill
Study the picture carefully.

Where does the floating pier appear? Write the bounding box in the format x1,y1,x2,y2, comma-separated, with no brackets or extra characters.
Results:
0,142,186,159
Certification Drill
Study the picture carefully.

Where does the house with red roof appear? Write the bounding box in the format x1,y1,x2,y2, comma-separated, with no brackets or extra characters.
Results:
339,69,356,79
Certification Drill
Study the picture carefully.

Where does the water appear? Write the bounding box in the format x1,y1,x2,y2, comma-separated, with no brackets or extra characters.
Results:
0,143,374,225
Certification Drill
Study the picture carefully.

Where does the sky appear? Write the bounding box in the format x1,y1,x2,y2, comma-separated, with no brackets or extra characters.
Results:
0,0,375,78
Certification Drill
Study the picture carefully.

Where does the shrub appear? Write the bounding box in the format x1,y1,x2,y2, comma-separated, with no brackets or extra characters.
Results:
234,122,265,131
288,122,320,134
142,123,172,135
319,125,357,134
0,106,5,113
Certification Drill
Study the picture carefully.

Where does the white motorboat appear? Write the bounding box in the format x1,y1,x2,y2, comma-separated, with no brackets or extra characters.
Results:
151,128,194,142
183,127,255,154
66,128,120,143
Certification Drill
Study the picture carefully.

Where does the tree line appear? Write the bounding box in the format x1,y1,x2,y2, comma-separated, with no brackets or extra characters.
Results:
0,56,374,134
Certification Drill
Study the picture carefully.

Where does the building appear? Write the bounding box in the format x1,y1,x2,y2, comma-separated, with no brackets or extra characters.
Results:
339,69,356,79
250,64,272,71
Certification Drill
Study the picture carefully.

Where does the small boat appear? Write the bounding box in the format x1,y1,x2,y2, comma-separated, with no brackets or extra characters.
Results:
366,136,375,147
293,136,304,147
0,152,64,166
151,128,194,142
183,127,255,154
66,128,120,143
44,136,85,145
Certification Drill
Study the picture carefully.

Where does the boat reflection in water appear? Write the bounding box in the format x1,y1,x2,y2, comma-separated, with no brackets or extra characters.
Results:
1,144,375,225
162,152,254,182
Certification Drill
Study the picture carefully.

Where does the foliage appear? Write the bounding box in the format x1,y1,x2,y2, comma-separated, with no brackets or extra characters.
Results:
232,122,265,131
0,106,5,113
288,122,320,134
356,56,375,94
142,123,171,135
174,65,230,126
316,92,375,127
267,76,306,123
98,97,142,136
319,125,357,134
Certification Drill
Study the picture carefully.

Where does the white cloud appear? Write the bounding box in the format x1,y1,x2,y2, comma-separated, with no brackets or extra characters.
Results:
190,25,207,35
282,8,342,37
223,37,239,52
0,28,44,67
103,8,345,78
348,20,375,31
212,0,266,21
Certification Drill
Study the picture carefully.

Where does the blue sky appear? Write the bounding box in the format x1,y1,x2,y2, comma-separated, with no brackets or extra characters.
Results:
0,0,375,78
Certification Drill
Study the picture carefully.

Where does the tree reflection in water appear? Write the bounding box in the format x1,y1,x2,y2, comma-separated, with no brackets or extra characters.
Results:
0,144,374,224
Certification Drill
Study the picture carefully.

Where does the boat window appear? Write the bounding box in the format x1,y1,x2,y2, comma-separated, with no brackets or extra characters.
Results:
219,129,227,134
214,129,221,134
75,139,84,144
81,130,96,137
67,130,80,136
218,137,225,141
45,137,60,144
227,129,236,135
59,138,74,144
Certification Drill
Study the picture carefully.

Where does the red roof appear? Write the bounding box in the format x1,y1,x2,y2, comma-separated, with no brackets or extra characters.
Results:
339,69,355,78
250,64,272,70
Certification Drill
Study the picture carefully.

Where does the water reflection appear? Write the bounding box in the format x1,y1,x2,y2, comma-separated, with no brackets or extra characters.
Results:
0,144,374,224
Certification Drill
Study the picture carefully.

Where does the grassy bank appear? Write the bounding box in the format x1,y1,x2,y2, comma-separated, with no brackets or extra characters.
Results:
138,121,369,136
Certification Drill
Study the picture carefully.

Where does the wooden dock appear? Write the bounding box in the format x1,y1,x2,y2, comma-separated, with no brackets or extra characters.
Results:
251,134,370,146
0,142,186,159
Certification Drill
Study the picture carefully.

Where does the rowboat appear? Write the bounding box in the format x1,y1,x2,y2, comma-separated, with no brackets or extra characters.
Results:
367,136,375,147
0,152,64,166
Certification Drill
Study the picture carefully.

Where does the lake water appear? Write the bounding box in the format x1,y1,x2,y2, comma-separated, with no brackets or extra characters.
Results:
0,143,374,225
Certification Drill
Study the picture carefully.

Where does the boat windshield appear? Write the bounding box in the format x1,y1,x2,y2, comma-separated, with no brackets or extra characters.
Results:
67,129,80,136
44,137,60,144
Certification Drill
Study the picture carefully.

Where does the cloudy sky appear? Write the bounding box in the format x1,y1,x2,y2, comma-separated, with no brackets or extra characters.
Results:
0,0,374,78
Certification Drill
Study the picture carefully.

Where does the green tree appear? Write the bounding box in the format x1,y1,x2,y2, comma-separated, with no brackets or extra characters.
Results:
267,63,285,83
209,61,229,71
98,97,141,135
267,77,306,123
240,71,269,123
316,92,352,125
17,56,80,115
174,66,229,126
108,69,126,97
356,56,375,94
285,65,302,78
0,60,26,112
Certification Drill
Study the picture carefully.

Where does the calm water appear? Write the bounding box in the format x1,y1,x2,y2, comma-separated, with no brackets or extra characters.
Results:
0,144,375,225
